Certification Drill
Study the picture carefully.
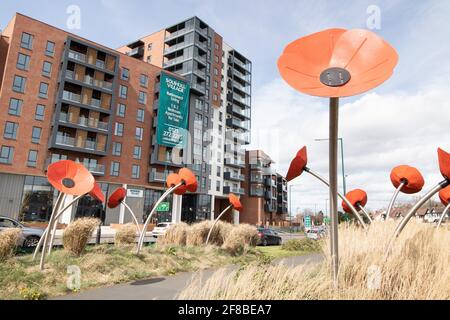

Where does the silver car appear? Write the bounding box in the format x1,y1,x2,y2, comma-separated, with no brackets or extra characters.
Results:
0,216,44,247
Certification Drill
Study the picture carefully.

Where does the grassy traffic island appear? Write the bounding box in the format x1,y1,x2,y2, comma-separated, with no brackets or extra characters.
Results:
0,219,320,300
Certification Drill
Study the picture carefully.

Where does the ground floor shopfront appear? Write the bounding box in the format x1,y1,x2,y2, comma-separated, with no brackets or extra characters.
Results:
0,173,231,226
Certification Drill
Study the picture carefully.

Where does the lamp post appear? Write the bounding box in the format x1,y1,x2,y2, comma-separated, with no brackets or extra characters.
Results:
315,138,347,195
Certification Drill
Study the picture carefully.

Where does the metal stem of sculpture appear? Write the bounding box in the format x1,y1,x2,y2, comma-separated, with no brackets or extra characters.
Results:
305,168,367,229
121,201,141,233
205,205,232,245
357,204,373,223
39,192,65,270
385,181,405,221
136,183,182,254
436,204,450,229
386,179,449,256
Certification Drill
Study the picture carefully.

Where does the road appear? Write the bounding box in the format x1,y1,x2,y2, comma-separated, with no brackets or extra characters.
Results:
55,252,323,300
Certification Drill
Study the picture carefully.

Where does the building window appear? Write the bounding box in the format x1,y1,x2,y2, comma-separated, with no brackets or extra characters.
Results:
116,103,126,117
132,165,140,179
112,142,122,156
17,53,30,70
31,127,42,144
214,55,219,63
201,177,207,189
4,122,18,140
216,180,221,192
217,166,221,177
137,108,145,122
214,43,219,50
203,116,209,127
133,145,141,159
0,146,14,164
135,127,143,141
214,68,218,76
119,85,128,99
42,61,52,77
219,111,223,122
138,91,147,105
213,80,218,88
120,68,129,81
140,74,148,88
147,55,151,63
45,41,55,56
39,82,49,98
12,75,26,93
110,161,120,176
213,94,218,101
114,122,124,136
8,98,23,116
147,43,152,50
20,32,33,50
27,150,38,167
35,104,45,121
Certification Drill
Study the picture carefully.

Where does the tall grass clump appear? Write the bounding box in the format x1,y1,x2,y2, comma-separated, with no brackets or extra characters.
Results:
62,218,100,256
0,228,22,262
158,222,189,246
179,221,450,299
282,238,322,252
221,224,259,255
114,223,137,246
186,220,213,246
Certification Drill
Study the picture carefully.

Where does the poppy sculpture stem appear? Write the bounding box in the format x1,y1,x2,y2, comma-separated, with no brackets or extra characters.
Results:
121,201,142,233
136,182,183,254
436,203,450,229
329,97,340,288
304,168,367,229
39,192,65,270
205,205,233,246
385,181,405,221
357,204,373,223
386,179,450,257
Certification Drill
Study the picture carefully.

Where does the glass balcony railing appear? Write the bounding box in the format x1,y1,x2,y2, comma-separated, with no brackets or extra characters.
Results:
190,82,206,94
232,93,251,106
55,135,76,147
232,68,251,83
95,59,105,69
84,140,96,150
68,50,86,63
62,91,81,103
85,164,105,175
223,186,245,195
165,25,195,41
224,158,245,168
226,118,250,130
227,104,250,118
91,98,101,108
59,114,108,131
231,56,251,72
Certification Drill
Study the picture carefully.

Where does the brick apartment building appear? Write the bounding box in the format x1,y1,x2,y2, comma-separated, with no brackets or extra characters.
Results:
0,14,257,226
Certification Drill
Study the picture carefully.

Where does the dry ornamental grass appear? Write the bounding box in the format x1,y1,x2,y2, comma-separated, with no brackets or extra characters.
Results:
158,222,189,246
179,221,450,300
0,229,22,262
114,223,138,246
62,218,100,256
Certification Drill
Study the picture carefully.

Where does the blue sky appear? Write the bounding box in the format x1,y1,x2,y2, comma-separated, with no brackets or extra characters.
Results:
1,1,450,213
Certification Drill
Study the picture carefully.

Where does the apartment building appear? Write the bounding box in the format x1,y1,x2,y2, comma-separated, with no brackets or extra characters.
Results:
0,13,195,225
117,17,252,223
240,150,288,226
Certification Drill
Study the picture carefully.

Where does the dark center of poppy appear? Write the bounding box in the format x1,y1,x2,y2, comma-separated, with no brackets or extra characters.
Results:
320,67,351,87
400,178,409,185
62,178,75,188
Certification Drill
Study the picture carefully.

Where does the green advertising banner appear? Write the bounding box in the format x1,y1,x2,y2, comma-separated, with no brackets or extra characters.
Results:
156,73,190,148
156,202,170,212
304,215,312,229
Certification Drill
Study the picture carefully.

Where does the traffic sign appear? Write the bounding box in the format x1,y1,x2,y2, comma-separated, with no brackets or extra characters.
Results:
156,202,170,212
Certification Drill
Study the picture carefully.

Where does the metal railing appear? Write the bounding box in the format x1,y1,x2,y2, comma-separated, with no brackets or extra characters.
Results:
55,135,76,147
62,91,81,103
68,50,86,63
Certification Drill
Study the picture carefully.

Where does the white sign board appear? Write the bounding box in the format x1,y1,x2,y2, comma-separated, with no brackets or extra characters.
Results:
127,189,143,198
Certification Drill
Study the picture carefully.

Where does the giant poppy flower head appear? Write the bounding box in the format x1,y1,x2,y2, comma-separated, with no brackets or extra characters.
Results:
89,182,105,203
229,193,243,212
438,148,450,180
390,165,424,194
286,146,308,182
47,160,95,196
166,173,187,195
438,186,450,206
342,189,368,213
278,28,398,98
107,187,126,209
179,168,198,193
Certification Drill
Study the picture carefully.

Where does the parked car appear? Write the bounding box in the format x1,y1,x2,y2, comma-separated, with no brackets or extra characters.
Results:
257,227,282,246
151,222,174,238
0,216,44,247
306,228,323,240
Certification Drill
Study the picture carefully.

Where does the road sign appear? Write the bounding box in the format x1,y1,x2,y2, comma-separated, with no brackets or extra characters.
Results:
156,202,170,212
304,215,312,229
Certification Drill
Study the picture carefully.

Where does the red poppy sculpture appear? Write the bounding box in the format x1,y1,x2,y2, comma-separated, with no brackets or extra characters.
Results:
342,189,372,223
136,168,198,253
278,28,398,284
107,187,141,233
36,160,95,270
285,146,367,229
206,193,243,245
388,148,450,252
385,165,424,220
436,186,450,229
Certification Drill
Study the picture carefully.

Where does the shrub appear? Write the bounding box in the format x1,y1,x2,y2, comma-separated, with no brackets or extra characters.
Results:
222,224,259,255
20,287,46,300
282,238,322,252
62,218,100,256
215,221,233,246
158,222,189,246
0,228,22,261
114,223,137,246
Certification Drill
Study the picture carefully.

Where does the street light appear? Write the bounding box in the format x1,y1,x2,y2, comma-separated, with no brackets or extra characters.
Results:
315,138,346,195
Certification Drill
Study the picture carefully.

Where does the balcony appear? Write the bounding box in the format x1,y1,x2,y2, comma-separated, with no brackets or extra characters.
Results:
226,130,250,144
230,56,251,72
250,174,263,183
149,170,172,183
45,158,105,176
250,188,264,197
226,118,250,131
190,82,206,95
163,55,189,68
55,135,76,147
127,46,144,58
224,171,245,182
232,68,251,83
192,68,206,79
95,60,105,69
224,158,245,168
230,93,251,107
84,140,97,150
264,203,277,213
59,114,109,132
62,91,82,104
223,186,245,195
84,76,113,91
225,144,245,156
68,50,86,63
165,25,195,41
264,177,276,187
264,191,272,201
231,79,251,95
227,104,250,119
91,98,101,108
164,42,188,55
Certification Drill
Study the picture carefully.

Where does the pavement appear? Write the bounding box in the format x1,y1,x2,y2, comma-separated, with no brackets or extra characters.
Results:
55,252,323,300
